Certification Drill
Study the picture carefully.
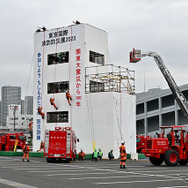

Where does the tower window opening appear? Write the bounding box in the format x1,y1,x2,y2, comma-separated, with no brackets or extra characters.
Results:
48,81,69,94
48,51,69,65
89,51,104,65
47,111,69,123
90,81,104,93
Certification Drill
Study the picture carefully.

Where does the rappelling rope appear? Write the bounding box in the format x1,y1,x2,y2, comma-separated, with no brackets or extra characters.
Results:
86,94,96,151
113,96,123,140
69,26,73,130
85,46,96,151
41,31,46,141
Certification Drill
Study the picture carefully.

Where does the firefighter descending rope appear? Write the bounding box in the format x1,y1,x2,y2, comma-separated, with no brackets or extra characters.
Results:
28,121,33,130
66,90,72,105
50,98,58,110
38,107,45,119
37,140,44,152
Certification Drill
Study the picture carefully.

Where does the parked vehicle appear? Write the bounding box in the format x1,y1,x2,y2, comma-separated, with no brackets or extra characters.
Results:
44,127,78,162
142,126,188,166
136,135,149,153
0,132,26,151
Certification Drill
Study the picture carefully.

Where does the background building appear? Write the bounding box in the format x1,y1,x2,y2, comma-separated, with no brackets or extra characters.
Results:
0,101,1,126
1,86,21,126
136,84,188,136
6,104,33,131
33,23,136,158
23,96,33,115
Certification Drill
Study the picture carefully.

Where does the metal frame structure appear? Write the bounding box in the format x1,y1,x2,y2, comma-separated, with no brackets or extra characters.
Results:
85,64,135,95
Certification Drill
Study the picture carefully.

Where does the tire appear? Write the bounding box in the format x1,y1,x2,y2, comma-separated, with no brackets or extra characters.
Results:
137,149,142,153
46,158,53,163
179,160,187,165
149,156,164,166
164,149,179,166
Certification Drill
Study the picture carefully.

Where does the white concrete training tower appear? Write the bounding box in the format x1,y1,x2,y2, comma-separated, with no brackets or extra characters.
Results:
33,23,137,158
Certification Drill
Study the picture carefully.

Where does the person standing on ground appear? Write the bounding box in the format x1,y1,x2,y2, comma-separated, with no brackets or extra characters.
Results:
119,141,127,168
23,142,30,162
92,149,98,161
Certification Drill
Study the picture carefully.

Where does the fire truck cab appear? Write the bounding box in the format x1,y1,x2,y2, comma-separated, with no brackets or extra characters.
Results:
44,127,78,162
136,135,149,153
0,132,26,151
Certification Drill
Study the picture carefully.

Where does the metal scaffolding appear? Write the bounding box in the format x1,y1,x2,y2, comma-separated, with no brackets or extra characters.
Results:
85,64,135,95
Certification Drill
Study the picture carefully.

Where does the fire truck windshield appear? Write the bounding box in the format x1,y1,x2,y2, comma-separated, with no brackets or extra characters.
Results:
19,136,25,141
10,135,16,139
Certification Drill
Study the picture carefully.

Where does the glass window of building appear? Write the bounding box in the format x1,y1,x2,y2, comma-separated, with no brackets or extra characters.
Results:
48,51,69,65
47,111,68,123
48,81,69,94
89,51,104,65
89,81,104,92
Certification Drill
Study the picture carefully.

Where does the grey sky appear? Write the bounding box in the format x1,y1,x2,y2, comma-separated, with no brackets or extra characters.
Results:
0,0,188,99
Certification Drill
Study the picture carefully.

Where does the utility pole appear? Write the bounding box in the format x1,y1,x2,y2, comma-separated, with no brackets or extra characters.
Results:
13,106,18,131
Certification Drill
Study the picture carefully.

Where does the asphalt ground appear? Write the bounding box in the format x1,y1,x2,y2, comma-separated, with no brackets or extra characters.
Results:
0,156,188,188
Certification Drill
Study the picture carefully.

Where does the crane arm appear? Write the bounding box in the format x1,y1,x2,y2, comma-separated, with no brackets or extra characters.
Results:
130,49,188,122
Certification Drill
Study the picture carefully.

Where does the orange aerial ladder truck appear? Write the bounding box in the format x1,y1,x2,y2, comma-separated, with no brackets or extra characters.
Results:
130,49,188,121
130,49,188,166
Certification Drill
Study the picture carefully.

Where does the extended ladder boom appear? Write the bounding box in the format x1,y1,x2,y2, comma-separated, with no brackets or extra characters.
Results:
130,49,188,122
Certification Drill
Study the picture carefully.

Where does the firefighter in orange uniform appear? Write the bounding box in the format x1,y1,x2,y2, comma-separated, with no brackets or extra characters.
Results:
38,107,45,119
119,141,127,169
78,149,86,161
66,90,72,105
28,121,33,130
23,142,30,162
37,140,44,152
50,98,58,110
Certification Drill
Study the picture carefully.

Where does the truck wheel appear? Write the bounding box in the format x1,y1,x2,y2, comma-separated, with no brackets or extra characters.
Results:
164,149,179,166
149,156,164,165
137,149,142,153
46,158,52,163
179,160,187,165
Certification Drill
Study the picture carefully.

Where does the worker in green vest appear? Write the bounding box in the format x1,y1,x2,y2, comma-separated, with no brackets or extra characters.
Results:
98,148,103,160
92,149,98,161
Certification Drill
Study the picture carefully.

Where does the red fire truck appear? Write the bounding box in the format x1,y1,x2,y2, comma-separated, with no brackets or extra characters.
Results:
136,135,149,153
44,127,78,162
0,132,26,151
142,126,188,166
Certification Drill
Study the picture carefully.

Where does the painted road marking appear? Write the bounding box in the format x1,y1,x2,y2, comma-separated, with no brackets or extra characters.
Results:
157,186,188,188
136,169,188,173
1,165,54,168
14,167,84,171
69,175,148,180
29,169,89,173
95,178,182,185
0,178,38,188
47,172,120,176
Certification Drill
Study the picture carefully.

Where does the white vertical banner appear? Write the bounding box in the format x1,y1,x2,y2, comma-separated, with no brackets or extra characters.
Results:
75,48,82,109
36,52,42,140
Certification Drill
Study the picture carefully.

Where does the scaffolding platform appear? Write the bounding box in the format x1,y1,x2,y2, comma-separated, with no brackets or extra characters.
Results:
85,64,135,95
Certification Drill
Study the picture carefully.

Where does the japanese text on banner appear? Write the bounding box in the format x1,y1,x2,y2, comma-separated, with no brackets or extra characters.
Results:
75,48,82,108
